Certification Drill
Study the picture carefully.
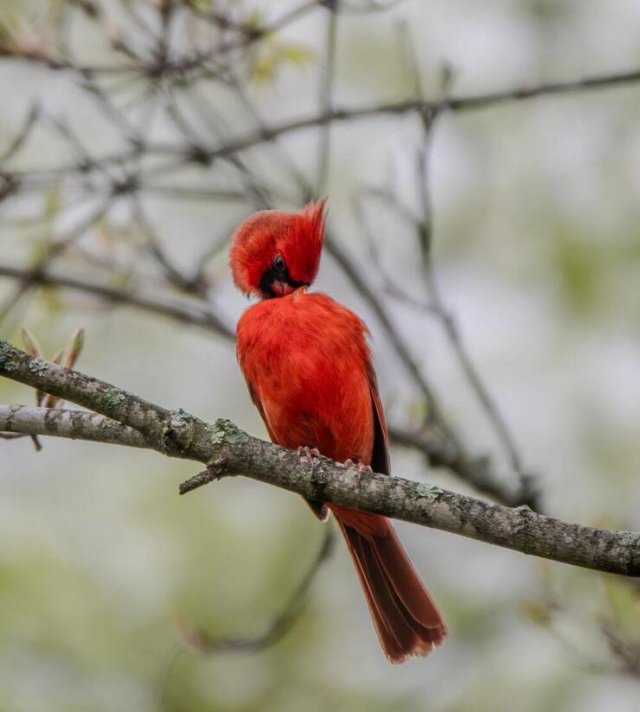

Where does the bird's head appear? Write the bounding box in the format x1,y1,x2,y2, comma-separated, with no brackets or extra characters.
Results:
230,200,327,299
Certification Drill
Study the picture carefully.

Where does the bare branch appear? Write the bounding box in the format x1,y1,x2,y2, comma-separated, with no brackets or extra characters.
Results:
357,30,535,506
0,200,112,327
6,67,640,187
0,264,235,341
0,404,148,448
1,340,638,577
316,1,339,194
148,67,640,160
387,425,536,509
446,68,640,112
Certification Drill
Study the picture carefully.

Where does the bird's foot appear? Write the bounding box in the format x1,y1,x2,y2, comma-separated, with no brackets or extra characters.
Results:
344,459,373,475
297,446,321,465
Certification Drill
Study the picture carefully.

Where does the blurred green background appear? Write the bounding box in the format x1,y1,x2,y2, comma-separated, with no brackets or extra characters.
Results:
1,1,640,710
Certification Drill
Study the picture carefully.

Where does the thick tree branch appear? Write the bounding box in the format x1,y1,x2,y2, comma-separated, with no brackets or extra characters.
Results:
0,404,148,448
1,340,639,577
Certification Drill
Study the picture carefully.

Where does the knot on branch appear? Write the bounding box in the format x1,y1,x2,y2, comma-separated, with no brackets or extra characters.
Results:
178,420,249,495
319,0,339,11
111,176,139,196
161,408,200,455
0,174,19,202
188,145,213,166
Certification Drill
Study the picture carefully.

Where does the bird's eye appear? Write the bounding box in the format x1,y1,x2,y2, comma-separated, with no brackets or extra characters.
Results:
274,255,286,272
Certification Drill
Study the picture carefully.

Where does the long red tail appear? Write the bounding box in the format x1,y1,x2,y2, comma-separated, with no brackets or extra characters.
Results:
333,509,447,663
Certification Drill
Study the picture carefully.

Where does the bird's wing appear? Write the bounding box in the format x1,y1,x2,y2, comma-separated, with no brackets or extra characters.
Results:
246,380,329,520
367,362,391,477
246,382,278,442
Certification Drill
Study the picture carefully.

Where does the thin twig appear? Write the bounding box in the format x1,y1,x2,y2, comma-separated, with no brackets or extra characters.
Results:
316,1,339,194
5,68,640,187
418,51,531,495
181,529,334,654
0,264,235,340
0,199,112,327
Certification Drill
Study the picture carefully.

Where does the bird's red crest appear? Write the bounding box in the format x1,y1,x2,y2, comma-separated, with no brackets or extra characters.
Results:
230,199,327,298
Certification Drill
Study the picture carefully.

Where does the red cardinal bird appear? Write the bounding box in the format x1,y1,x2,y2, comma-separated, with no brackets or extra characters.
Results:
230,200,447,662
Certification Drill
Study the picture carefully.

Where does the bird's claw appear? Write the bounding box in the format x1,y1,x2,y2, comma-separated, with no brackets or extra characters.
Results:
297,446,321,465
344,459,373,475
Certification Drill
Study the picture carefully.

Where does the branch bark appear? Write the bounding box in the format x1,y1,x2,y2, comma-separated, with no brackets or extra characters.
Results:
1,339,639,577
0,404,149,448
